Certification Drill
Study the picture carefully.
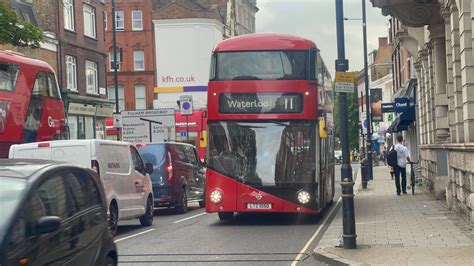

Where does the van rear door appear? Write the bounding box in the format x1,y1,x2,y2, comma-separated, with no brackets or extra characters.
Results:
50,141,91,167
9,142,52,159
137,144,168,187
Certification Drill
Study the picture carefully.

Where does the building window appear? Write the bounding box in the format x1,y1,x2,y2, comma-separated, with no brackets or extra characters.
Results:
108,49,121,71
135,85,146,110
64,0,75,31
134,50,144,71
104,11,107,31
115,11,124,30
65,55,77,91
83,4,96,38
108,86,124,112
132,10,143,31
85,60,98,94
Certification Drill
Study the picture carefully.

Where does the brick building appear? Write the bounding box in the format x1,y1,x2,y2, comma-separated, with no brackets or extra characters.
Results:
104,0,258,117
57,0,111,140
104,0,155,112
372,0,474,224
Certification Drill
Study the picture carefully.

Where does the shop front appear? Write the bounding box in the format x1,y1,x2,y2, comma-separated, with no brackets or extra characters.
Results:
67,102,114,140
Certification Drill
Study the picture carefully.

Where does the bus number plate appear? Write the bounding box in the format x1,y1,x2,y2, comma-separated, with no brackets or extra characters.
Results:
247,203,272,209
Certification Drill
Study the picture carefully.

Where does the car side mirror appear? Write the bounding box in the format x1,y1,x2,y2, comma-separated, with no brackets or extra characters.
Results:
36,216,61,235
145,163,154,174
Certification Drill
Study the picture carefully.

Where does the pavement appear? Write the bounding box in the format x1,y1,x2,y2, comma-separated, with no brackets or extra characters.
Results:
314,165,474,265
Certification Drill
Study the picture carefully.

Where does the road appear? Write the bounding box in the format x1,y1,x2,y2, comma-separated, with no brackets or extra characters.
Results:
116,164,360,265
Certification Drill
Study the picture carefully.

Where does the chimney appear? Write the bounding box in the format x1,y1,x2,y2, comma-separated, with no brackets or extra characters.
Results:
379,37,388,47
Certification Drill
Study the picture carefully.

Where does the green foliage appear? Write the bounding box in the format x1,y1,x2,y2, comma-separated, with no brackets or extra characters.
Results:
0,1,44,48
334,91,359,150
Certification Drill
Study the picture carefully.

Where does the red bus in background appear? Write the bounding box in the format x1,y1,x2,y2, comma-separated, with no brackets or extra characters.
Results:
175,109,207,160
0,51,68,158
205,34,335,220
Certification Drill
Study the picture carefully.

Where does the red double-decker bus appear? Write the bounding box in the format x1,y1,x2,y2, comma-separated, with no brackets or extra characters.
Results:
205,34,335,220
0,50,68,158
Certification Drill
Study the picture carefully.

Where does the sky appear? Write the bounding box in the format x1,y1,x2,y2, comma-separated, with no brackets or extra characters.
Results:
255,0,390,76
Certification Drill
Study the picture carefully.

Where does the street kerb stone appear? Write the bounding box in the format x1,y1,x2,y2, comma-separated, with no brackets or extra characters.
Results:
313,165,474,265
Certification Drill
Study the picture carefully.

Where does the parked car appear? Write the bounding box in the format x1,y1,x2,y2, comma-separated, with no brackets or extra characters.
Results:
0,159,117,266
137,142,206,214
9,140,154,236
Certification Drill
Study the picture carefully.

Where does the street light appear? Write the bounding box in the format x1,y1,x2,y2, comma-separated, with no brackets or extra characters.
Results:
335,0,356,249
344,0,374,181
111,0,120,141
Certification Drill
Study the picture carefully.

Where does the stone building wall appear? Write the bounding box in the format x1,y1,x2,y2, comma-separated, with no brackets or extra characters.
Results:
371,0,474,223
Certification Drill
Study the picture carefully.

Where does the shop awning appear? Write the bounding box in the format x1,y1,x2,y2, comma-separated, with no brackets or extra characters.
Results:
387,101,416,134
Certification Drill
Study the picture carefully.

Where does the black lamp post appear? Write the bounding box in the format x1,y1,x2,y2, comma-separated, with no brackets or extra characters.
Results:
111,0,120,141
335,0,357,249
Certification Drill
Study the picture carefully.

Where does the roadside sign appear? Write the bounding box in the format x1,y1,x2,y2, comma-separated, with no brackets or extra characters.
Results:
334,71,355,93
113,114,122,128
121,108,176,144
179,95,194,115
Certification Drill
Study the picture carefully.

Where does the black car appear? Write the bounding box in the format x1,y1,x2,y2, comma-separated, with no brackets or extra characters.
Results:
0,159,117,266
137,142,206,213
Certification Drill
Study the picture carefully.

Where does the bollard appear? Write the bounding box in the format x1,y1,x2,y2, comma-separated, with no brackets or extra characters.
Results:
360,158,368,189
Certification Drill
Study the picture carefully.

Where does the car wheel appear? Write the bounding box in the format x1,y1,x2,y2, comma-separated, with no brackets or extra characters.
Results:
139,196,154,226
109,203,118,237
105,255,116,266
218,212,233,221
175,188,188,214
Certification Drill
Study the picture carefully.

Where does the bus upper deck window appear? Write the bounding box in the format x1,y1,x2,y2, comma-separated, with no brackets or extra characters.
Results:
0,63,19,92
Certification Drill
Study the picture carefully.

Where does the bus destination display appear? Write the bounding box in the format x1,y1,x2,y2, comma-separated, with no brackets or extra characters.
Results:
219,93,302,114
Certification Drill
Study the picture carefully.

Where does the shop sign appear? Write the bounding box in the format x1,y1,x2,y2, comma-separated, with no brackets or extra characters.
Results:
68,102,96,116
381,103,395,113
96,104,114,117
395,98,410,113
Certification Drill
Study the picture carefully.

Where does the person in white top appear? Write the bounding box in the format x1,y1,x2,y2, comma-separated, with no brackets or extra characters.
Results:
394,135,411,195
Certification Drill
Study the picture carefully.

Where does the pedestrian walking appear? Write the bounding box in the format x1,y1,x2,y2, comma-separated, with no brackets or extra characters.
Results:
388,165,394,179
393,135,411,195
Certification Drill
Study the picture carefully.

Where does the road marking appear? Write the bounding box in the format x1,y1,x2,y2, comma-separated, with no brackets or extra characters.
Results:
173,212,207,224
291,196,343,266
114,229,155,243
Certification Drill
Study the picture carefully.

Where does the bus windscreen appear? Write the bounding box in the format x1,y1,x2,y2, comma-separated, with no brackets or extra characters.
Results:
214,51,308,81
207,121,315,186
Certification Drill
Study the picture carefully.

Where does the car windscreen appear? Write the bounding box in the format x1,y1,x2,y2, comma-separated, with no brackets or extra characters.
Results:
207,121,315,186
0,177,26,228
214,51,308,81
137,144,167,169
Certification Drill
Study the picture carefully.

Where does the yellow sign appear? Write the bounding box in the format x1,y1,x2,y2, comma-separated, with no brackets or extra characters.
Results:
334,71,355,83
319,119,328,138
200,130,207,148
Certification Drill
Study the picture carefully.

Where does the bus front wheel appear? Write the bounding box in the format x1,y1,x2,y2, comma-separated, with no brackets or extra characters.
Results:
218,212,234,221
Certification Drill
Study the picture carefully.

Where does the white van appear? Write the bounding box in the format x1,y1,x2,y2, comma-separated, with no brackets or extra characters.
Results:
9,139,154,236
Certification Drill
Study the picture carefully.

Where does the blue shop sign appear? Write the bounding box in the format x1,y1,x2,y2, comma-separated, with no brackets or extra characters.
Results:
395,98,410,113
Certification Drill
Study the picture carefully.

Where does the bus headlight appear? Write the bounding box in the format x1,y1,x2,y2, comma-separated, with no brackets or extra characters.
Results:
210,189,223,204
297,190,311,204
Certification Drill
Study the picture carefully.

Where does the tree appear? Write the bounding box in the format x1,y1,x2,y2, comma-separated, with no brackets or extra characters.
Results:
0,1,44,48
334,90,359,151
